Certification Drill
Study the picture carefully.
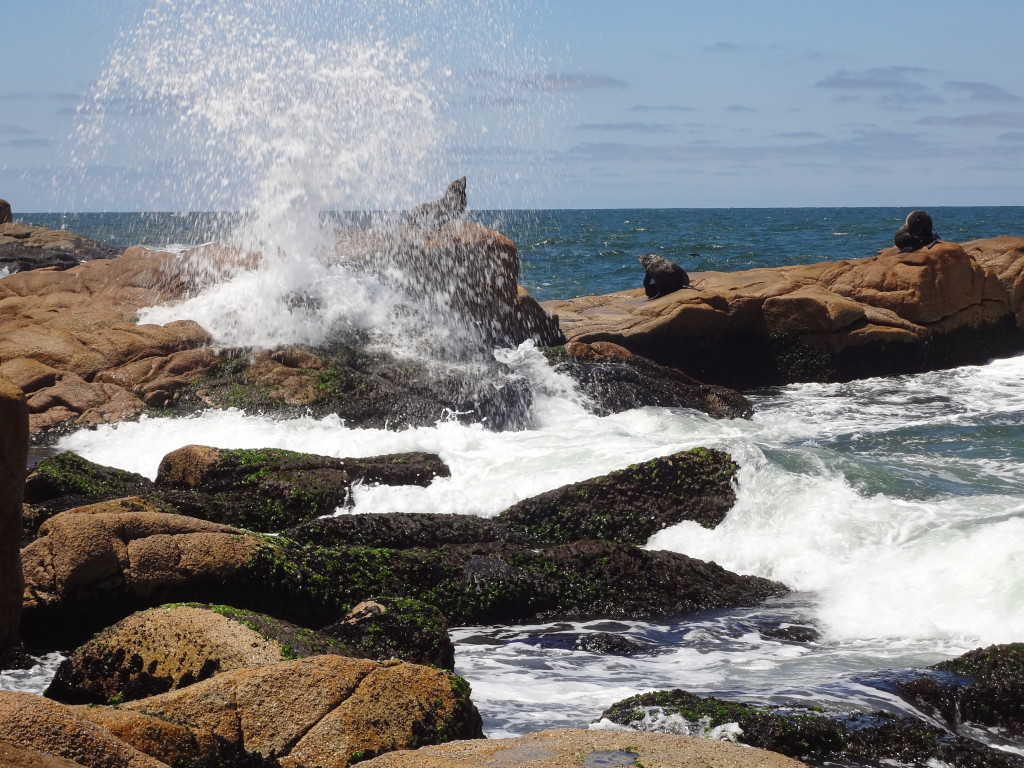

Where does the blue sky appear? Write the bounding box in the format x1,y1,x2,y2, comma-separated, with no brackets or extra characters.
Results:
3,0,1024,210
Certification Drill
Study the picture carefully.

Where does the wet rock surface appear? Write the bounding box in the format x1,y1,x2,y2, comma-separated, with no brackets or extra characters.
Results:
600,688,1024,768
0,374,28,667
0,221,121,275
547,341,753,419
899,642,1024,742
499,447,738,546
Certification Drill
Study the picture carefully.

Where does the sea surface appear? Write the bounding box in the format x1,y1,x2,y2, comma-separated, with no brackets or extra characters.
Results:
8,207,1024,755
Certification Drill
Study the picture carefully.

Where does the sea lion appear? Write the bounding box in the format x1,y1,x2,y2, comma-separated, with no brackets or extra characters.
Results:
894,210,939,252
406,177,467,230
0,199,11,225
638,253,689,299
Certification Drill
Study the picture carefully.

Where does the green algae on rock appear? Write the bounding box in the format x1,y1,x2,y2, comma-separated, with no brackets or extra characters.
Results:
499,447,738,546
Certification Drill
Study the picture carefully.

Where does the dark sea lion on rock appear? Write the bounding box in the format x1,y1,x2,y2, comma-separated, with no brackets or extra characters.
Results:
894,210,939,252
406,176,467,229
0,199,12,225
638,252,690,298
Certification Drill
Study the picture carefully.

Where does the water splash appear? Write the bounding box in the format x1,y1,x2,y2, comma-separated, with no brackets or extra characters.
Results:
72,0,557,352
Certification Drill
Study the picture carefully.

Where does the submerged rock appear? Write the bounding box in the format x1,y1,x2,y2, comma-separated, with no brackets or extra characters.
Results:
899,642,1024,741
599,688,1023,767
545,341,752,419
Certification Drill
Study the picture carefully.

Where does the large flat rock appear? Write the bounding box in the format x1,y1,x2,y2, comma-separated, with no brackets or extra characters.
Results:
544,237,1024,387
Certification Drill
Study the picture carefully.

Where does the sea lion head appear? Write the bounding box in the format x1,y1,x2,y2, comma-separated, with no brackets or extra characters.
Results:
905,210,933,236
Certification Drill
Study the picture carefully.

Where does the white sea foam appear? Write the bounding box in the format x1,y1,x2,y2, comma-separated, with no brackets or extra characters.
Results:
49,352,1024,734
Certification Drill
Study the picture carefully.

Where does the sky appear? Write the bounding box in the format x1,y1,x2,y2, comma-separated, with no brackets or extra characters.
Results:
3,0,1024,210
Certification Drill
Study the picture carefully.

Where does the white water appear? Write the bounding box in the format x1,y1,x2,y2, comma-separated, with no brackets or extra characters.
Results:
74,0,557,351
51,348,1024,734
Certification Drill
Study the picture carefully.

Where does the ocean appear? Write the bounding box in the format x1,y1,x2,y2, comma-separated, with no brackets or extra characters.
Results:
7,206,1024,754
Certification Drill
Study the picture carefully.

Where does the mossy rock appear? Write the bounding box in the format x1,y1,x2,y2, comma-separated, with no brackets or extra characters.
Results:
321,597,455,670
22,452,156,540
154,445,451,532
287,512,516,549
898,643,1024,740
499,448,739,546
242,536,788,629
45,603,358,705
600,689,1023,767
175,343,535,432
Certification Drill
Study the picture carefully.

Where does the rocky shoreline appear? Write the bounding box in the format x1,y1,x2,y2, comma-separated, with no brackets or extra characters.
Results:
4,219,1024,766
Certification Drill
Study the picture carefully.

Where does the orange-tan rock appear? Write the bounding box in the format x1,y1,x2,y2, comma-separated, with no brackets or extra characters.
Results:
119,654,481,768
2,221,561,435
0,691,165,768
47,603,356,705
20,503,262,646
359,728,808,768
544,238,1024,387
0,739,90,768
68,706,219,767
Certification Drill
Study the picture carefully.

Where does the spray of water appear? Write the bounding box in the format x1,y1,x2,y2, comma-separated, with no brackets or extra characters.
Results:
71,0,558,351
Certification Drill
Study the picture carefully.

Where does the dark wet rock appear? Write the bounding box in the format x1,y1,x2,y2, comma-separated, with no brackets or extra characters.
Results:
153,445,450,532
176,343,536,432
600,689,1023,768
321,597,455,670
22,452,156,541
288,512,516,549
5,221,557,437
45,603,357,705
499,447,738,546
245,537,788,629
573,632,653,656
23,446,452,539
898,643,1024,740
757,623,820,643
545,341,752,420
0,222,121,275
22,506,786,650
0,374,28,668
